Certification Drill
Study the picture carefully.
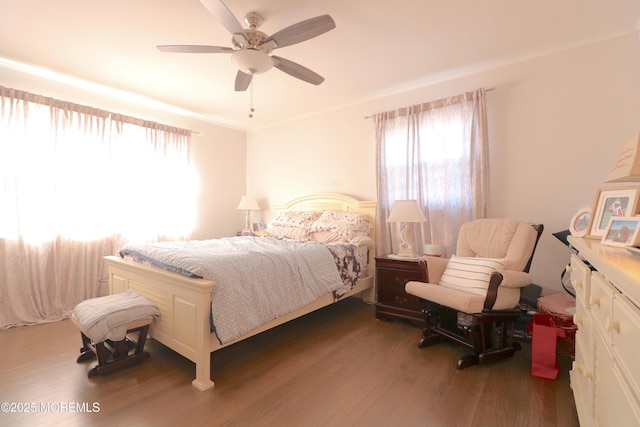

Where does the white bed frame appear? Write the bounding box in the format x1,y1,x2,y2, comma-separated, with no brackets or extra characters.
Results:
104,193,376,391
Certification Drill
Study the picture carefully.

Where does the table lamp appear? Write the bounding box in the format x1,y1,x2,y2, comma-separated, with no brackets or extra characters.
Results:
387,199,427,259
237,195,260,235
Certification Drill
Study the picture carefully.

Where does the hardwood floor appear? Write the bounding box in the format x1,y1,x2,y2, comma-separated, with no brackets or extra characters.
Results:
0,298,579,427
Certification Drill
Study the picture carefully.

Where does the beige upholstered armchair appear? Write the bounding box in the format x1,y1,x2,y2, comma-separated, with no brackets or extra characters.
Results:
405,219,543,369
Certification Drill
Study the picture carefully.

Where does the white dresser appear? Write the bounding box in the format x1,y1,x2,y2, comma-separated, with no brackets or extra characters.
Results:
567,236,640,426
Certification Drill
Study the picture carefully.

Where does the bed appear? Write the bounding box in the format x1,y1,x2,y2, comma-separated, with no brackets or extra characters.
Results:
104,193,376,391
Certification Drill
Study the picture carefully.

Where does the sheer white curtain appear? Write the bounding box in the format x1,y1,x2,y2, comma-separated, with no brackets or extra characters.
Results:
374,88,489,258
0,86,197,328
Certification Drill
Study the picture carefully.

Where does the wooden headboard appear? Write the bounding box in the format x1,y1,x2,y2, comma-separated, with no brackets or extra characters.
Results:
272,193,377,244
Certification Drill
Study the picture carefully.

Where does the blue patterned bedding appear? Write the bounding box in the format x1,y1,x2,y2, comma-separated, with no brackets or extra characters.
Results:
119,236,368,344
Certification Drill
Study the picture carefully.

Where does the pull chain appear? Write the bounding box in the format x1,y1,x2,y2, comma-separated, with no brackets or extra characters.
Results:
249,81,255,118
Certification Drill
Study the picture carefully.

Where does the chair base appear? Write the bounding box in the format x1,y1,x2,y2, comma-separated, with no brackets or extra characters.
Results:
419,306,522,370
76,324,151,377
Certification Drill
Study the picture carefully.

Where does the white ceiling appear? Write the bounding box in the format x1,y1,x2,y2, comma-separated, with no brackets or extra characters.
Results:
1,0,639,131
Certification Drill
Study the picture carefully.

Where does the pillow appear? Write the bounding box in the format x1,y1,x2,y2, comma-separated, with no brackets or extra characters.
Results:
309,230,348,243
309,232,375,246
309,231,376,244
351,235,376,248
438,255,505,296
309,210,372,242
268,210,322,229
265,225,311,241
266,211,322,241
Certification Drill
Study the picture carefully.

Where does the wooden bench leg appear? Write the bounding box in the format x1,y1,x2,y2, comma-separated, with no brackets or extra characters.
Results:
76,332,97,363
134,325,149,355
79,324,152,378
88,351,150,377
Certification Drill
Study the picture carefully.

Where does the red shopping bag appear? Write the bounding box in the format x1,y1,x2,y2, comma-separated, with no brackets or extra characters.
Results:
527,314,566,379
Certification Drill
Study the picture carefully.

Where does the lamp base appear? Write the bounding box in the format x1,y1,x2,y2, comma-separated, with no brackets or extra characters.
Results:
240,228,254,236
390,224,419,259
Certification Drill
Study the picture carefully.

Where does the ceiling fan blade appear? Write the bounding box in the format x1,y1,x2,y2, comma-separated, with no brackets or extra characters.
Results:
266,15,335,49
272,56,324,85
199,0,247,41
157,45,234,53
235,70,253,91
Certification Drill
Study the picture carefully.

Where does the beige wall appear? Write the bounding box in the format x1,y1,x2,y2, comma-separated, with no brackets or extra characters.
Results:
0,66,248,239
3,31,640,294
189,125,247,239
247,32,640,295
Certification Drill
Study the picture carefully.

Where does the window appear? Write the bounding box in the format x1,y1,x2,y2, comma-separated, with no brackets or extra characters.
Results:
0,86,198,328
374,89,489,257
0,90,197,243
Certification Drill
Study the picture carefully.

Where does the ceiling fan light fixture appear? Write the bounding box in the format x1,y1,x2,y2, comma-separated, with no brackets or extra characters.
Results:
231,49,273,75
158,1,336,91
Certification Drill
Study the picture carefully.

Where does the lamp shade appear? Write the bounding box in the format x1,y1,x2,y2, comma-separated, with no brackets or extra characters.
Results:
387,200,427,223
606,133,640,183
236,195,260,211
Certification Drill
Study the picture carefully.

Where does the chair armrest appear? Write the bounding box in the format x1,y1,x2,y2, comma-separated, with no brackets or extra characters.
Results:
498,270,532,288
418,255,449,283
484,270,532,310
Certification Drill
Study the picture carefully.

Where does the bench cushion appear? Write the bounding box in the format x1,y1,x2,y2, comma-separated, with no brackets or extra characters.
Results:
72,290,159,343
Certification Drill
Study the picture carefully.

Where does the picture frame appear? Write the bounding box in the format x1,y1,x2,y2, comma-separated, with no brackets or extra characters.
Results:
252,222,264,232
587,186,640,239
569,207,591,237
601,216,640,247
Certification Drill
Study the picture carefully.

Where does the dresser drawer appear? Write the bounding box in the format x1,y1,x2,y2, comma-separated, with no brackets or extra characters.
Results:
569,254,591,303
611,294,640,397
573,297,592,366
593,325,640,427
570,357,593,425
589,272,615,339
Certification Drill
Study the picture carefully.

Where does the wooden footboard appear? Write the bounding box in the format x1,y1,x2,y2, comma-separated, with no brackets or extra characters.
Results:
105,255,216,391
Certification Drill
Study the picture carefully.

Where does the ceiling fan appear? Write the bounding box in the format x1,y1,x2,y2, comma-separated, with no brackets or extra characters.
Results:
157,0,336,92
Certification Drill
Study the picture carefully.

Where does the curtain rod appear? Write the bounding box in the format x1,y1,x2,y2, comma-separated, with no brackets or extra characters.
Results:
0,85,201,135
363,86,496,120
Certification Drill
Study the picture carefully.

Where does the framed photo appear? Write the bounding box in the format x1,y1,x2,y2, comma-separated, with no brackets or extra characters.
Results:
252,222,264,232
587,186,640,239
569,207,591,237
601,217,640,247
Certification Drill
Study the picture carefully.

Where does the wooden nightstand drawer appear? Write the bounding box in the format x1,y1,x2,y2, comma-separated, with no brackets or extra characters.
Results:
378,287,424,312
377,267,422,289
375,256,426,326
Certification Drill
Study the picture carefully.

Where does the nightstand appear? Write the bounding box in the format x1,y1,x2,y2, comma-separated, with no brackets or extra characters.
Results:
375,255,427,327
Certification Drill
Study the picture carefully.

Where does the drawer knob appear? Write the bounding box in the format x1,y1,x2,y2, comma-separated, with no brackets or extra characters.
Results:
606,318,620,333
590,296,600,307
572,362,581,374
573,362,591,378
573,314,583,326
566,265,573,273
574,279,583,288
394,295,408,305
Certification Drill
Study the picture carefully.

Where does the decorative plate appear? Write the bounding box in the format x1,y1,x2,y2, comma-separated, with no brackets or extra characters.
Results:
570,207,592,237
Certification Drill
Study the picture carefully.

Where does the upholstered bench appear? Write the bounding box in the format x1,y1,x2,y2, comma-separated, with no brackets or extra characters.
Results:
71,290,160,377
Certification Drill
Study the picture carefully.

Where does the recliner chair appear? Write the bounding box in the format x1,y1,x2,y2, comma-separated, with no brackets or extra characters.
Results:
405,218,543,369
